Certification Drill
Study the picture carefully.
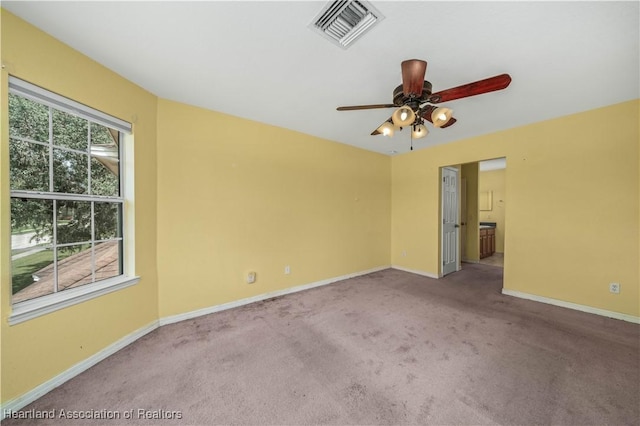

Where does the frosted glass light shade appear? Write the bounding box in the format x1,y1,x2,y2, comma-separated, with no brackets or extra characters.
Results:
431,107,453,128
391,106,416,127
378,121,395,137
412,123,428,139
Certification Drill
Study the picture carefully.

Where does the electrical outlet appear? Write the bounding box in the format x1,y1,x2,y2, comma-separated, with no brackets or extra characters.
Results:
401,250,407,257
609,283,620,294
246,272,256,284
284,265,291,275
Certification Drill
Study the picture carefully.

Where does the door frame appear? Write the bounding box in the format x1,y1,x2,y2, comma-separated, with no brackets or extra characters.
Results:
460,177,467,262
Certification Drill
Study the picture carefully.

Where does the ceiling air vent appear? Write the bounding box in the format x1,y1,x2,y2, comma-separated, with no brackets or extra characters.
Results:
309,0,384,49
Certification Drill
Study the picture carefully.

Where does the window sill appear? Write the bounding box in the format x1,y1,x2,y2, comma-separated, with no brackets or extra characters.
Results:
9,275,140,326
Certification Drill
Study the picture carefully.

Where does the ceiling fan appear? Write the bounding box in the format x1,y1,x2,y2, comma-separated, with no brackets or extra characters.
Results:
337,59,511,141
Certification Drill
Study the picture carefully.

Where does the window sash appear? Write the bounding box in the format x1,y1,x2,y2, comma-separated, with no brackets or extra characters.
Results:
9,88,125,199
10,196,125,301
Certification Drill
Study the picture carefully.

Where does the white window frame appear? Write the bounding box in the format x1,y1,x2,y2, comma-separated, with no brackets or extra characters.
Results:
8,77,139,325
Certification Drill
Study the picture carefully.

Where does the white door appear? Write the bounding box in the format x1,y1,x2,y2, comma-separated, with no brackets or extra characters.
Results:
441,167,459,276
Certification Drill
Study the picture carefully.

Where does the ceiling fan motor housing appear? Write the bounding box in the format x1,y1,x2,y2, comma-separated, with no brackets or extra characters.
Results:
393,81,433,107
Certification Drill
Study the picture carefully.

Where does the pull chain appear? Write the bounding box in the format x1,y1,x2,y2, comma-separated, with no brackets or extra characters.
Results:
410,126,414,150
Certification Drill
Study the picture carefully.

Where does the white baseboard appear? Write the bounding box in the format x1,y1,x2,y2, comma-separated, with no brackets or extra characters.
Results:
391,265,439,279
502,289,640,324
159,265,391,326
1,321,159,419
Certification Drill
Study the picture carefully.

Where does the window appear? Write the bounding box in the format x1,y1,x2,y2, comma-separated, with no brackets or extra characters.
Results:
8,77,138,324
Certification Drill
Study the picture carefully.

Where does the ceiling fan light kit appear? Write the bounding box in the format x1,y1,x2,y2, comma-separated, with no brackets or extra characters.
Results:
337,59,511,147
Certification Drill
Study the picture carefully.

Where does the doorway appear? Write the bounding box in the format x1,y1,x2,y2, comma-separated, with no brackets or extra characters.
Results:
440,158,506,277
478,157,506,268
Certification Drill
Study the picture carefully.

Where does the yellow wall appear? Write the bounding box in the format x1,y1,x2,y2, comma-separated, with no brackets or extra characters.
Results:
479,168,506,253
392,100,639,317
0,11,159,402
156,99,390,317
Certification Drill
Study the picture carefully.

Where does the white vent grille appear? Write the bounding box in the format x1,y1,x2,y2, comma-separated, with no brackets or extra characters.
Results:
309,0,384,49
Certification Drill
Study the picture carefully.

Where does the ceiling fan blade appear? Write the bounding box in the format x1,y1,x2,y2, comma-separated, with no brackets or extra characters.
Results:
402,59,427,97
337,104,396,111
441,117,457,128
430,74,511,103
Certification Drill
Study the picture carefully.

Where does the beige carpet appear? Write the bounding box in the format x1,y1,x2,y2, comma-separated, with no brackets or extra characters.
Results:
4,264,639,425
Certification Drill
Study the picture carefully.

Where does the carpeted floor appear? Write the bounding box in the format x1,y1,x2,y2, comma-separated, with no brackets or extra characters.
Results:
4,264,639,425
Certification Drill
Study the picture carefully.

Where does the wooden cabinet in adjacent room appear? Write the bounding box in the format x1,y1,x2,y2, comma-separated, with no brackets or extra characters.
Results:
480,227,496,259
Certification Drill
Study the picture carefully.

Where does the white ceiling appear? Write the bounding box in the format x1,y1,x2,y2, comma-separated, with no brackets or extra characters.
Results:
3,1,638,156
